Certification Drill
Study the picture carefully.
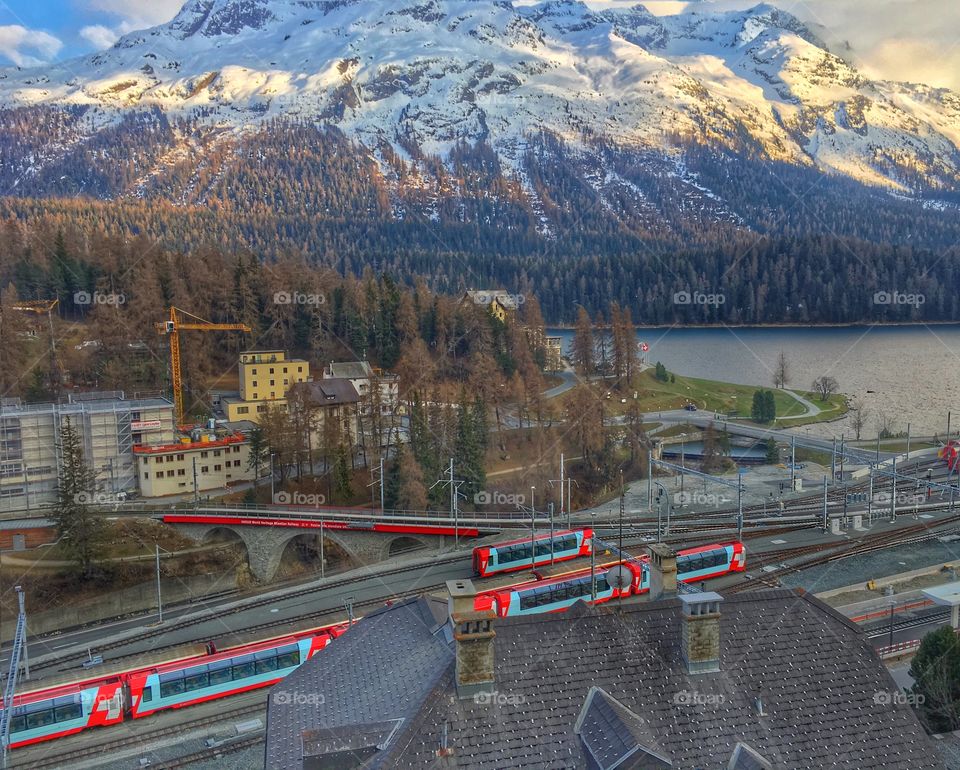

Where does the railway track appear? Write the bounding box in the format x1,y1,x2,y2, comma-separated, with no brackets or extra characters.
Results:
33,527,800,676
19,703,264,769
730,513,960,593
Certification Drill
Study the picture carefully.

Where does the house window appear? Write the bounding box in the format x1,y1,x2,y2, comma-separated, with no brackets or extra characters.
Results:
155,456,163,464
201,451,208,458
237,407,249,415
201,466,209,473
177,469,186,476
155,472,163,479
233,446,241,453
269,379,275,387
253,393,258,400
270,392,275,399
283,367,288,374
214,464,222,472
252,368,257,375
143,472,148,480
177,454,184,461
269,368,274,374
166,470,174,478
234,459,241,467
257,404,267,413
214,450,221,457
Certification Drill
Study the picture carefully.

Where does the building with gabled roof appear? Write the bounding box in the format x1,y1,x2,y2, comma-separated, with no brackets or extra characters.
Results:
264,581,944,770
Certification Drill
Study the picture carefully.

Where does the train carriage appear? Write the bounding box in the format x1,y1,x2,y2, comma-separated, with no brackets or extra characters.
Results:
0,677,124,749
127,627,341,718
492,562,643,617
473,529,593,577
485,541,746,617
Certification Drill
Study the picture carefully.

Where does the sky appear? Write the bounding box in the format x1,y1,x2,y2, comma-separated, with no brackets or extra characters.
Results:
0,0,957,89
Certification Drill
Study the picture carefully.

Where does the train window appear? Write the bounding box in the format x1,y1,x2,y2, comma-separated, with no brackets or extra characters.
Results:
184,672,209,692
26,710,56,730
54,703,83,722
141,686,153,704
160,679,186,698
255,655,280,675
232,661,256,680
10,716,25,734
276,649,301,669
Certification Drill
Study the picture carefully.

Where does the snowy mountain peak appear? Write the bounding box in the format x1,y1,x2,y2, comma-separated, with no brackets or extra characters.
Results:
0,0,957,197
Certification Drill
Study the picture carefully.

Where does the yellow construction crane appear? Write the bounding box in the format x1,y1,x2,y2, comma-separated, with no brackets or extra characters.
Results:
156,307,251,426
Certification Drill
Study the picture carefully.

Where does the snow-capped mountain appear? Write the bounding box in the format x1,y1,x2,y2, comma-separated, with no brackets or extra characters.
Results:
1,0,959,200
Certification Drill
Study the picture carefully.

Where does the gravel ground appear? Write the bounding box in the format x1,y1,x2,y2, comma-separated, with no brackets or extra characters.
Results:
783,539,960,594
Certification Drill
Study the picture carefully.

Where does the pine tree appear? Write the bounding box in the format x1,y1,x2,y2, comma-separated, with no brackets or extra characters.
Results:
52,416,103,577
333,444,353,502
454,397,485,499
763,390,776,422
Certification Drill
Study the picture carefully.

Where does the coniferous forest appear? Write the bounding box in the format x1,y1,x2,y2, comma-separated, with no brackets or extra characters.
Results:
0,109,958,325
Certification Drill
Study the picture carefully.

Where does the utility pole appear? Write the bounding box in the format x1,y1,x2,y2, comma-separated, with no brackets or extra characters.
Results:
737,475,744,541
193,456,199,506
831,437,837,481
269,452,275,502
380,458,385,511
430,460,465,550
1,587,29,770
790,435,796,491
906,423,911,458
155,545,163,624
890,457,897,524
530,486,536,569
868,467,874,523
559,454,564,526
549,503,555,564
319,521,325,579
822,475,828,532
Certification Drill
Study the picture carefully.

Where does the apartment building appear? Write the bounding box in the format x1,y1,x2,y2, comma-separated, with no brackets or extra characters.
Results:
134,431,252,498
0,392,175,512
222,350,311,424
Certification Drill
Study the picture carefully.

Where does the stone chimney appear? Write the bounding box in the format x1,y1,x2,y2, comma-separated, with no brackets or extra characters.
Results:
648,544,677,600
447,579,496,700
679,592,724,675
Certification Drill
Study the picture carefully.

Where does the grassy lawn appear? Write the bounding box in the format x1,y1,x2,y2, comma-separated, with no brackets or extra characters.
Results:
655,423,700,438
590,368,848,424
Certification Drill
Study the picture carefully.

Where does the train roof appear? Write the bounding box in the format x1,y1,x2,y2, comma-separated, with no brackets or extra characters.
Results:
480,529,588,550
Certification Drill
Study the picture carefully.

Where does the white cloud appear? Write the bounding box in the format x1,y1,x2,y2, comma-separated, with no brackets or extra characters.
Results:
87,0,184,28
0,25,63,67
79,24,119,51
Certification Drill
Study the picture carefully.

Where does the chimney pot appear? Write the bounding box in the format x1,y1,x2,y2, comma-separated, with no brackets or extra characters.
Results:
678,592,724,675
447,580,496,700
648,543,678,600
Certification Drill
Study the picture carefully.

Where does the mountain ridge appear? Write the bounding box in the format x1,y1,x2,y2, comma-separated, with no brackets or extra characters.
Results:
0,0,957,197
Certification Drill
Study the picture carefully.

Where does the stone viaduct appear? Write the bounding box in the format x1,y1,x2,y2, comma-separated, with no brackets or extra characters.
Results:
168,520,457,582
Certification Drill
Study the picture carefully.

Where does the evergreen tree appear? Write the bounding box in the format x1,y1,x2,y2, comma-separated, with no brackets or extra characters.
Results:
52,416,103,577
910,625,960,732
654,362,669,382
333,444,353,502
765,438,779,464
763,390,776,422
751,391,764,423
454,397,485,500
246,425,269,484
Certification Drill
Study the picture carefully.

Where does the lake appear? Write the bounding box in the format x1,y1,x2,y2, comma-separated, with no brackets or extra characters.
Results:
550,325,960,437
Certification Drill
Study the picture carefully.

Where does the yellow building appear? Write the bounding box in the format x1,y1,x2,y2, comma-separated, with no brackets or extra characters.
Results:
223,350,311,423
134,432,253,498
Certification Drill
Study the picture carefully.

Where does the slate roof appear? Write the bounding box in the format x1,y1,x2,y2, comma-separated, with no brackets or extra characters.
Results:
382,589,945,769
263,596,451,770
292,378,360,406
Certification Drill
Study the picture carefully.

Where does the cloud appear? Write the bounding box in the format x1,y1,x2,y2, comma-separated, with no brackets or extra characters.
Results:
0,25,63,67
87,0,184,28
79,24,119,51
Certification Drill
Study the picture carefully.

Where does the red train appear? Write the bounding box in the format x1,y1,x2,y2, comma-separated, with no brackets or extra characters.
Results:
0,622,347,750
472,529,593,577
475,541,746,617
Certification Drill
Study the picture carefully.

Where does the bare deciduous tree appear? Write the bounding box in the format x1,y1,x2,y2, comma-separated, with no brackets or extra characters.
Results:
812,376,839,402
